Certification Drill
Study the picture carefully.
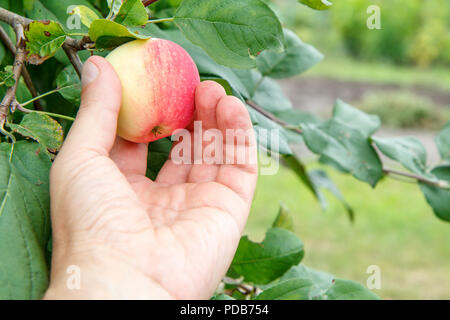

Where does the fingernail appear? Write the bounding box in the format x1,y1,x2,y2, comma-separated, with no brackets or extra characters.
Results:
82,60,99,88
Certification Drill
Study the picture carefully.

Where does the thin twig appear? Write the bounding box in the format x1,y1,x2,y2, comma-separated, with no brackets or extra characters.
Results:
17,104,75,122
0,26,42,110
383,168,450,189
246,100,303,134
62,43,83,79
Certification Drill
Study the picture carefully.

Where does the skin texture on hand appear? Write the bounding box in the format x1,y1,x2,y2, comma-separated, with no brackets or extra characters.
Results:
44,56,258,300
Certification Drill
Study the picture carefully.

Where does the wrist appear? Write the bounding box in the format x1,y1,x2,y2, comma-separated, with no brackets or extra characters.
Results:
44,244,173,300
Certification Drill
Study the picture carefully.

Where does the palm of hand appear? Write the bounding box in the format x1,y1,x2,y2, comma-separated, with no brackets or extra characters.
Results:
50,82,257,299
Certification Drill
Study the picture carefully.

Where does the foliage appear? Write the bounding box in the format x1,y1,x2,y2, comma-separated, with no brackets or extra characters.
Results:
330,0,450,66
358,92,450,130
0,0,448,300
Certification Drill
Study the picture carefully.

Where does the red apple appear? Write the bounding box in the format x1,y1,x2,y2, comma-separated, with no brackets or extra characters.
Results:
106,38,200,143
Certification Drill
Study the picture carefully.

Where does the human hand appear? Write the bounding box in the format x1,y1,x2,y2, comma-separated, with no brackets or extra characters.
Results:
44,56,258,299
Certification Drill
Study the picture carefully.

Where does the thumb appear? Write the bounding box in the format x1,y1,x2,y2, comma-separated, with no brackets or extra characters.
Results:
62,56,122,156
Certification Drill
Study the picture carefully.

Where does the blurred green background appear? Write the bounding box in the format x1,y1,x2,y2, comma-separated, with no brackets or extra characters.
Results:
246,0,450,299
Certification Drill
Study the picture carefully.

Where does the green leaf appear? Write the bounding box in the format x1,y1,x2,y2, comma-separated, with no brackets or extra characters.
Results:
302,100,383,186
308,169,354,221
252,77,292,113
146,138,173,180
272,203,294,231
89,19,150,48
0,141,51,299
283,154,321,202
325,279,380,300
69,5,101,28
24,20,67,65
7,113,64,152
373,136,432,179
174,0,284,69
228,228,304,284
298,0,332,10
254,278,313,300
332,99,380,137
278,265,334,298
56,65,82,105
0,65,15,87
115,0,148,26
419,166,450,222
435,121,450,162
257,29,323,78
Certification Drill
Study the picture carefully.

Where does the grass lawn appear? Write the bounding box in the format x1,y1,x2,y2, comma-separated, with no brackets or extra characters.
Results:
245,163,450,299
304,57,450,92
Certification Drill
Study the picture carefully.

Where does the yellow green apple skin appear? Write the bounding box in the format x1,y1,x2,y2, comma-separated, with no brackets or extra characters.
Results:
106,38,200,143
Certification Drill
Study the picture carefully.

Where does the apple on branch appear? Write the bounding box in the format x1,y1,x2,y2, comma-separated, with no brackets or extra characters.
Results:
106,38,200,143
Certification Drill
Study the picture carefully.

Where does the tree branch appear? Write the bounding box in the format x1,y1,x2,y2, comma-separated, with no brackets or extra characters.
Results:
0,26,43,110
62,43,83,79
383,168,450,189
0,8,32,26
246,100,303,134
0,24,26,128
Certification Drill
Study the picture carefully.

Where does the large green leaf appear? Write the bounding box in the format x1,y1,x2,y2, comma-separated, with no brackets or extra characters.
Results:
257,29,323,78
372,136,432,179
0,141,52,299
7,113,64,152
114,0,148,26
435,121,450,162
24,21,67,65
302,100,383,186
174,0,284,69
228,228,304,284
419,166,450,222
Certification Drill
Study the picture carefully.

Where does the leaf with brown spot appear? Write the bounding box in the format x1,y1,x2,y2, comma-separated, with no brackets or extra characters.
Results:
24,20,66,65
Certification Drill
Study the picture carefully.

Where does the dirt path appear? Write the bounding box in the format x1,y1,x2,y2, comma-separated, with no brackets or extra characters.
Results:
278,77,450,115
277,77,449,163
